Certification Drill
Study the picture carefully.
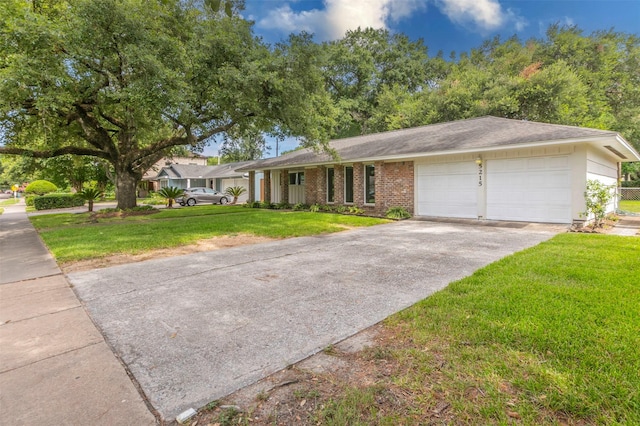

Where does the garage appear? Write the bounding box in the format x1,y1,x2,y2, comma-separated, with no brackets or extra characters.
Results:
486,156,571,223
416,162,477,218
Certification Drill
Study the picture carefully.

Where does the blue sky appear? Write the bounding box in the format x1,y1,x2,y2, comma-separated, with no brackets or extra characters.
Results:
205,0,640,157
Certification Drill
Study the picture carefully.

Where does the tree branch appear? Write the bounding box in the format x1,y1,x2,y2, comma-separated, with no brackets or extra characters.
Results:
0,146,111,160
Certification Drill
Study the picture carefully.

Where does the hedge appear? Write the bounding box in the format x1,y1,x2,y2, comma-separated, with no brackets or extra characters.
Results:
33,194,85,210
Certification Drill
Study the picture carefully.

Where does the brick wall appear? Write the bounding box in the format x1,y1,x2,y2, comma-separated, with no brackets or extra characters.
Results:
284,160,414,216
375,161,414,214
264,170,271,203
280,169,289,203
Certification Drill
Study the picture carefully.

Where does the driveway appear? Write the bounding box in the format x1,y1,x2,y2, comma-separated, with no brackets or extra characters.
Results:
67,220,560,420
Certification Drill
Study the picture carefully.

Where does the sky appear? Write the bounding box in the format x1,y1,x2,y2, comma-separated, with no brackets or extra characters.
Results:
205,0,640,157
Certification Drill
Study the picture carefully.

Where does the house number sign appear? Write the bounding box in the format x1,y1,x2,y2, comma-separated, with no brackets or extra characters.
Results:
478,163,483,186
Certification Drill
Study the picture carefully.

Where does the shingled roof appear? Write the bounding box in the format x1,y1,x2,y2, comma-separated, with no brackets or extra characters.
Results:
237,116,636,171
155,161,256,179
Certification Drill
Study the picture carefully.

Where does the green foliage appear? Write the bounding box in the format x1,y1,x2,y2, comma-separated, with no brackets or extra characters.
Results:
293,203,309,211
24,180,57,196
259,201,274,209
157,186,184,208
78,187,104,212
243,201,261,208
348,206,364,215
621,180,640,187
275,201,292,210
335,205,348,213
309,203,321,212
582,179,615,227
78,188,103,201
385,206,411,219
225,186,247,204
0,0,334,210
25,195,37,207
33,194,84,210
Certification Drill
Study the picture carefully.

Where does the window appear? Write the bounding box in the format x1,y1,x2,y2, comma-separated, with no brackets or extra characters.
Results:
289,172,305,185
365,164,375,204
327,168,335,203
345,166,354,203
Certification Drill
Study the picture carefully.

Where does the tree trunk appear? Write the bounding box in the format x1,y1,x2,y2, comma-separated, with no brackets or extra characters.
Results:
115,166,140,210
88,200,94,212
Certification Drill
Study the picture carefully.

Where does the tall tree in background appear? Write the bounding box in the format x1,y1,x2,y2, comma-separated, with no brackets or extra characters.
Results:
321,28,431,137
219,126,270,162
0,0,333,209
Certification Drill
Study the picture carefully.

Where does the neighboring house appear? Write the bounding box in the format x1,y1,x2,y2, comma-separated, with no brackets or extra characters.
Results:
140,154,209,195
238,116,640,225
150,161,257,204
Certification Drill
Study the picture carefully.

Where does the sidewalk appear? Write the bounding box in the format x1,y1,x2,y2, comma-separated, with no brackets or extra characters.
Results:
0,201,156,425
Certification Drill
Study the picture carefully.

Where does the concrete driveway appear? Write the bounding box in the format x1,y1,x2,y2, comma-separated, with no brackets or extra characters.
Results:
67,220,560,420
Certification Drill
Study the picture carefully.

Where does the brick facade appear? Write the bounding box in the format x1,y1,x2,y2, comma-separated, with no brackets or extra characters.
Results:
248,171,256,202
263,170,271,204
273,160,414,216
280,169,289,203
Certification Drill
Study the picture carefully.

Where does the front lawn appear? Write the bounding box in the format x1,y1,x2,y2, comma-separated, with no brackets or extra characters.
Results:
30,205,388,263
620,200,640,213
311,233,640,424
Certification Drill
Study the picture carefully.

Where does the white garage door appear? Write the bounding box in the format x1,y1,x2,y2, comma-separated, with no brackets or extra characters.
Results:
416,162,477,218
486,156,571,223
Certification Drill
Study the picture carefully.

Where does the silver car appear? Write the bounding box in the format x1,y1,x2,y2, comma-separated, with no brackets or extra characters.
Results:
177,187,229,206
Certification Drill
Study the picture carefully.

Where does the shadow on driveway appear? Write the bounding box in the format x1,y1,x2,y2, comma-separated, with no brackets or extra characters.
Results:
67,220,561,420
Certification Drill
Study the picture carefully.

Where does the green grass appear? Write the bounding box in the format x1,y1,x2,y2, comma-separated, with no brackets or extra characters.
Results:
620,200,640,213
30,205,388,263
0,198,19,206
317,234,640,424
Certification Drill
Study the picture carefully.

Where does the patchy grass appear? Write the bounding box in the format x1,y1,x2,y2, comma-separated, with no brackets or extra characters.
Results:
253,233,639,425
30,205,388,263
620,200,640,213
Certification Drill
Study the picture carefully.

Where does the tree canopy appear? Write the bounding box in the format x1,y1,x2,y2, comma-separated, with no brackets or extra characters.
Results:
2,4,639,198
0,0,334,208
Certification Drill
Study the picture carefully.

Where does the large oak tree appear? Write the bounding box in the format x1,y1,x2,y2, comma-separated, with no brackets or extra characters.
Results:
0,0,333,208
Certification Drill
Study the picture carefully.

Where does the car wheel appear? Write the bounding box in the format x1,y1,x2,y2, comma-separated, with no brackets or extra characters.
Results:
220,197,228,205
187,198,196,207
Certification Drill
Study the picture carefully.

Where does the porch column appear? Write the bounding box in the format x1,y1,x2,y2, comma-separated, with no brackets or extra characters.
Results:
280,169,289,203
264,170,271,204
248,171,256,203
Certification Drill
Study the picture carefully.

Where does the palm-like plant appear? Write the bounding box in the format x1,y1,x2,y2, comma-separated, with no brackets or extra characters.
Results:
225,186,247,204
158,186,184,208
78,188,104,212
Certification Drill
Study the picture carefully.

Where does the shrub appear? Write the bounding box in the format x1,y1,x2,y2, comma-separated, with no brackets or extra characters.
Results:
582,179,615,228
335,205,348,213
293,203,309,211
157,186,184,208
25,180,57,196
25,195,38,207
273,201,291,210
244,201,261,208
33,194,84,210
225,186,247,204
309,203,321,212
348,206,364,215
621,180,640,188
260,201,274,209
78,188,104,212
385,206,411,219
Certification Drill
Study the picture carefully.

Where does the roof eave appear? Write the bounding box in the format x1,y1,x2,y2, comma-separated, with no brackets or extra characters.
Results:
243,135,632,172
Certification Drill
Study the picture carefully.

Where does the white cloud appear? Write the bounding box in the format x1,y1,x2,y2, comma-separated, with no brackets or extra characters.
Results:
257,0,526,40
436,0,502,31
257,0,427,41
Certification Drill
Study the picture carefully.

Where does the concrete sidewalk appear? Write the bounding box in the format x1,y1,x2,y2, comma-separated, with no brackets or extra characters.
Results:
0,201,156,425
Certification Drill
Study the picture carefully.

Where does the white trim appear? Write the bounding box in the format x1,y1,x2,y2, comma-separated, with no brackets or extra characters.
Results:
245,135,637,172
364,164,375,206
326,167,335,204
344,165,354,204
